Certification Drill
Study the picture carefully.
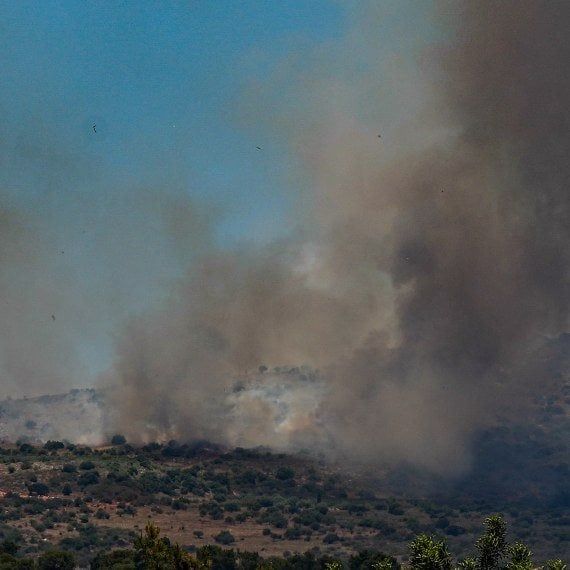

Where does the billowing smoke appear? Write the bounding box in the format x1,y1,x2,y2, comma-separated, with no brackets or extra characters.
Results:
110,1,569,474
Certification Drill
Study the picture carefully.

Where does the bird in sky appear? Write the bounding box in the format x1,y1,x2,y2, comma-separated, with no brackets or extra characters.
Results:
256,146,262,150
51,315,55,321
92,124,97,133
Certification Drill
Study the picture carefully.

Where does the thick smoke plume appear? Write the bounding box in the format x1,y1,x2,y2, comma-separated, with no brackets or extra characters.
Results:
110,2,569,474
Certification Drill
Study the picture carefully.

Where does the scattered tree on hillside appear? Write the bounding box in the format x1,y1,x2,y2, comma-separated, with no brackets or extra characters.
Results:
36,550,75,570
111,434,127,445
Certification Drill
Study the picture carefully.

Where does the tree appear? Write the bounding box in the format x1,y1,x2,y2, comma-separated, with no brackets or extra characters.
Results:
475,515,508,570
213,530,235,545
134,521,172,569
505,542,533,570
37,550,75,570
409,534,452,570
90,549,135,569
111,434,127,445
456,558,477,569
134,521,203,569
28,482,49,496
44,441,64,451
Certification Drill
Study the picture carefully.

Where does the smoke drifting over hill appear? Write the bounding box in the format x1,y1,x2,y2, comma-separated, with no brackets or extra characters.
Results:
108,1,569,474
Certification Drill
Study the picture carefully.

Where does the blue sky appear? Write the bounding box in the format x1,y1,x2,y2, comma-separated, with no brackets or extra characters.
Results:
0,1,440,395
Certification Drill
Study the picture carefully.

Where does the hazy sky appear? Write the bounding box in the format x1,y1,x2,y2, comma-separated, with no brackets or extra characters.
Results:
0,2,439,395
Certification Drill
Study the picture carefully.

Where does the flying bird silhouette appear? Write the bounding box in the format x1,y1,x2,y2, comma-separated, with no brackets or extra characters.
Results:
92,124,97,133
51,315,55,321
256,146,262,150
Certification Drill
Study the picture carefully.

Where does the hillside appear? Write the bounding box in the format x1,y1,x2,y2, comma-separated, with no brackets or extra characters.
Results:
0,442,567,568
0,336,566,566
0,389,104,446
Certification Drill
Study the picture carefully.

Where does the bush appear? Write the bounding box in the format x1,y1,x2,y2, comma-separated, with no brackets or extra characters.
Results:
37,550,75,569
214,531,235,545
44,441,64,451
111,434,127,446
77,472,99,487
276,467,295,481
28,482,49,496
284,527,303,540
90,549,135,569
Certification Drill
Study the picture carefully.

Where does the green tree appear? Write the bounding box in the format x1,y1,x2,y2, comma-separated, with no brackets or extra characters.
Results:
134,521,202,569
349,549,397,570
0,553,34,569
90,549,135,569
475,515,508,570
111,434,127,445
134,522,173,569
44,441,65,451
213,530,235,545
505,542,533,570
409,534,452,570
37,550,75,570
456,558,477,569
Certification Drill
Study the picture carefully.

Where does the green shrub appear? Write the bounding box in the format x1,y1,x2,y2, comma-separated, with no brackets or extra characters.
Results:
214,531,235,545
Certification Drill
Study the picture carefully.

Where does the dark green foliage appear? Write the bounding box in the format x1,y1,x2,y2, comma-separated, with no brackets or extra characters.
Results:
90,549,135,569
44,441,65,451
276,467,295,481
214,530,235,545
0,541,18,556
78,471,99,487
28,482,49,496
133,521,195,569
284,527,303,540
475,514,508,570
323,533,340,544
348,550,398,570
37,550,76,569
409,534,452,570
505,542,533,570
387,501,405,516
111,434,127,446
0,553,34,569
197,545,237,570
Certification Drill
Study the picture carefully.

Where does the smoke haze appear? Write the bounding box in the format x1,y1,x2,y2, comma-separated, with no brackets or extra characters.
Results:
109,1,569,474
0,2,567,475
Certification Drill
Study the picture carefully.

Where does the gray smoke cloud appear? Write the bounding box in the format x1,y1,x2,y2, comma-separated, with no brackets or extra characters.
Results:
110,1,569,474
